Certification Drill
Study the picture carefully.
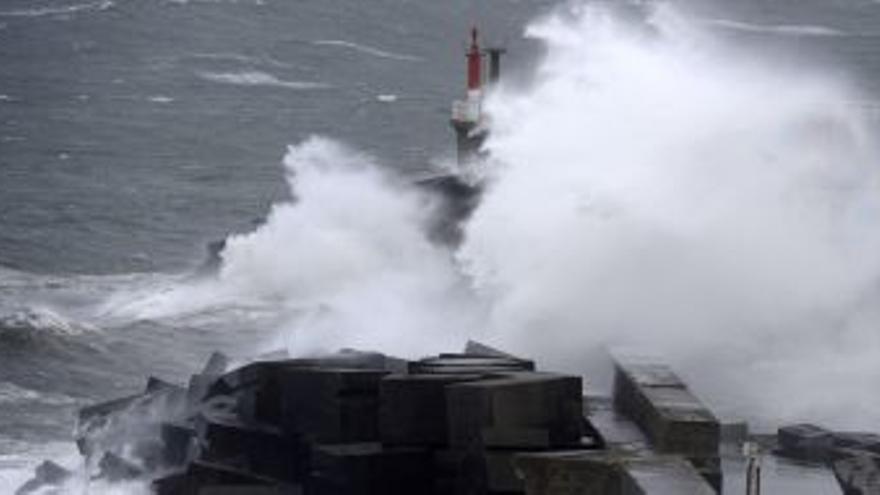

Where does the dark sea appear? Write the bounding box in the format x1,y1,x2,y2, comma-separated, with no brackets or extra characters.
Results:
3,0,880,490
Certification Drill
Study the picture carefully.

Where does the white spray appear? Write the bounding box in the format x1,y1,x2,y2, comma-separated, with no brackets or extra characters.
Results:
110,2,880,432
217,137,481,358
460,3,880,429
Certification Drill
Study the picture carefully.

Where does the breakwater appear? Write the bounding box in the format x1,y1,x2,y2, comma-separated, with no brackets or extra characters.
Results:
13,341,875,494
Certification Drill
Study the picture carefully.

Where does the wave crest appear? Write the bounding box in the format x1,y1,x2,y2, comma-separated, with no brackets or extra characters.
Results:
0,307,98,345
312,40,423,62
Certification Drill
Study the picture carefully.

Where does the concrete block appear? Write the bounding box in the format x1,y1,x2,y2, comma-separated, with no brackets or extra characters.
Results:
205,362,388,439
484,450,524,494
199,487,298,495
189,373,222,406
96,452,143,482
202,352,230,376
161,421,197,468
831,449,880,495
515,451,625,495
204,352,405,428
409,354,534,375
197,412,308,483
186,460,284,488
833,432,880,456
205,360,289,425
146,376,185,395
435,448,523,495
585,396,649,450
612,357,719,458
158,460,299,494
379,374,484,447
292,349,407,373
464,340,523,360
152,472,190,495
309,442,432,495
689,455,722,494
279,368,388,442
777,424,834,462
622,456,716,495
446,373,583,449
515,451,715,495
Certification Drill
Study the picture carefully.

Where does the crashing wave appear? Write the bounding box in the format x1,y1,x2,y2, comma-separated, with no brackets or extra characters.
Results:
0,307,98,345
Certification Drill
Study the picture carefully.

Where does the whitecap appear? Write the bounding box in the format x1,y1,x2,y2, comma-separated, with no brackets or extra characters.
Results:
376,94,398,103
313,40,423,62
0,0,114,18
147,95,174,103
198,70,330,90
704,18,845,37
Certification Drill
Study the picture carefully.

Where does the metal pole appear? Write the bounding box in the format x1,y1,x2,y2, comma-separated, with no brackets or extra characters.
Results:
744,441,762,495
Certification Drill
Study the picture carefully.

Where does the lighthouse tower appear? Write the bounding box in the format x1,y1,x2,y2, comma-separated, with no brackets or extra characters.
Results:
450,27,492,166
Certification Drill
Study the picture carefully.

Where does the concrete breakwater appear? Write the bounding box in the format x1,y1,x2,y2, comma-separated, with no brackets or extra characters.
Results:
12,342,875,494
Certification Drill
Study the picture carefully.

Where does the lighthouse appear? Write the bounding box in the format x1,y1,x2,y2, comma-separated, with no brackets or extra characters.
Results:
450,27,501,166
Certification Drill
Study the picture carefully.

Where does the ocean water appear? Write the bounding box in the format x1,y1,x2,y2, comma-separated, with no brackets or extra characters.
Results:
4,0,880,491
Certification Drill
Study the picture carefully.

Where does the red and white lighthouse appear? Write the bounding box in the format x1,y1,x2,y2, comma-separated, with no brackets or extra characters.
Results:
451,26,495,166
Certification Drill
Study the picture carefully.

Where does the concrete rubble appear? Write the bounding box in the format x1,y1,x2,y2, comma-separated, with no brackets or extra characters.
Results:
15,342,860,494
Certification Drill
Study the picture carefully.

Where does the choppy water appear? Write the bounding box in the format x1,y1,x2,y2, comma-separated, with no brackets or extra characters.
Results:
4,0,880,491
